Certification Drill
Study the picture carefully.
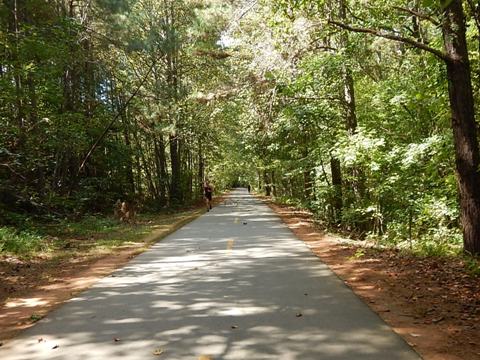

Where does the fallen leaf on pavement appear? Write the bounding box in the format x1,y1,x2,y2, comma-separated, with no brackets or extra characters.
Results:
52,345,59,349
296,312,303,317
153,348,165,356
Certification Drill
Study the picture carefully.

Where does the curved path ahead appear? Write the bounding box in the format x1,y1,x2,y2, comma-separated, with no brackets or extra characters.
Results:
1,189,419,359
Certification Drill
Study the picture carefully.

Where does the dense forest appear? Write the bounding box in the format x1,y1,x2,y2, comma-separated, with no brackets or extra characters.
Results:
1,0,480,257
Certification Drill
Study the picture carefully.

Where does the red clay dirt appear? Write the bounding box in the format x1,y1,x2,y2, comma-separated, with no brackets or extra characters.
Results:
263,199,480,360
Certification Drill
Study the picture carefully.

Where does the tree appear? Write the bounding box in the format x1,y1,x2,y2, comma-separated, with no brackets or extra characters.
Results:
328,0,480,254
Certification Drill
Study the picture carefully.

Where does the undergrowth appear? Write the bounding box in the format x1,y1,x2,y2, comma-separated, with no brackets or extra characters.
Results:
0,213,165,257
0,227,49,255
271,198,478,276
0,209,199,258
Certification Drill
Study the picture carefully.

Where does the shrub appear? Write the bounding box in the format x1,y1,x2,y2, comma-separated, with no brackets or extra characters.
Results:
0,227,48,255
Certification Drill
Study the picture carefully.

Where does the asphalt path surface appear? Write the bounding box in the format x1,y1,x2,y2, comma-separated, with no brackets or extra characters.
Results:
1,189,420,359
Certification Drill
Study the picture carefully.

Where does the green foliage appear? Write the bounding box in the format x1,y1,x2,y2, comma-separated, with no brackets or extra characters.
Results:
0,0,236,220
55,216,124,238
1,0,479,258
218,0,480,256
349,248,366,260
0,213,167,257
29,314,44,322
0,227,48,255
464,256,480,277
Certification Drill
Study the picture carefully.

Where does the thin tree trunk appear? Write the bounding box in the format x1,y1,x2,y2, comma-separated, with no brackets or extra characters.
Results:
271,170,277,197
330,157,343,223
303,169,312,200
169,134,182,204
84,39,95,118
122,112,135,195
26,72,37,124
165,2,183,205
9,0,25,141
339,0,366,203
198,140,204,199
188,149,193,201
263,170,271,196
154,137,168,205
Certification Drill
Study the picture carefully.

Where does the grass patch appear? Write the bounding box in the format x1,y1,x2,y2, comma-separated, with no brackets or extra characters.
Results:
0,210,202,258
348,248,366,260
50,216,130,238
0,227,50,255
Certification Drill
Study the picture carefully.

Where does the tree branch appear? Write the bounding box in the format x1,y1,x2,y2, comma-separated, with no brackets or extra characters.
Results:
281,95,341,103
328,20,450,63
77,61,157,175
0,163,26,180
393,6,441,26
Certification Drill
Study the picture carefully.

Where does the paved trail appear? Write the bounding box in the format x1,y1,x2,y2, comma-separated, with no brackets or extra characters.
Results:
1,189,419,359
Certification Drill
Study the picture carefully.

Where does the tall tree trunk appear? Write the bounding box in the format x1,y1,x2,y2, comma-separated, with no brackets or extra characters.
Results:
165,2,183,205
198,140,205,199
169,134,182,204
148,145,158,198
339,0,366,203
443,0,480,255
330,157,343,223
154,137,168,206
263,170,271,196
122,116,135,195
26,72,37,124
131,123,144,198
302,135,312,200
139,141,156,198
339,0,357,135
271,170,277,197
84,39,95,118
303,169,312,200
188,149,193,201
8,0,25,144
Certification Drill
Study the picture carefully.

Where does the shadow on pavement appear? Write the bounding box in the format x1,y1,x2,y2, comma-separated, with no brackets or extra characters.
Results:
1,189,419,360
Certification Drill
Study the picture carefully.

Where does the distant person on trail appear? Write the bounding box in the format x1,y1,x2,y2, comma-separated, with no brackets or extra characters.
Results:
247,184,251,193
204,180,213,211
